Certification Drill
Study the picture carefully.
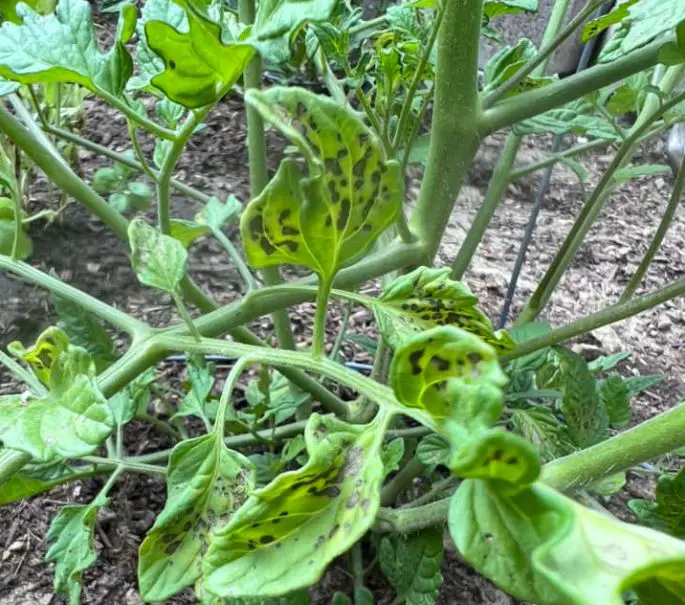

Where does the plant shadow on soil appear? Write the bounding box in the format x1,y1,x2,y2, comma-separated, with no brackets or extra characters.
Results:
2,79,685,605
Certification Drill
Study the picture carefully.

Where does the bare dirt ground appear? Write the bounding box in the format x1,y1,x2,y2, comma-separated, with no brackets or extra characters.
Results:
1,84,684,605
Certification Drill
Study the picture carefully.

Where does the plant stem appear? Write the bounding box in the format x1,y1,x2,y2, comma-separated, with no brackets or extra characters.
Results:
500,275,685,363
172,291,202,341
508,138,610,181
137,412,181,441
126,120,158,182
0,449,32,486
380,458,425,506
451,132,522,279
239,0,296,353
620,151,685,302
80,455,167,476
409,0,483,262
542,403,685,492
210,226,257,291
0,255,148,335
480,35,669,135
518,78,685,324
483,0,601,108
45,124,210,202
101,92,176,141
215,356,259,438
374,497,449,533
403,474,458,508
0,349,46,395
400,87,434,176
391,0,445,153
330,300,352,362
313,278,332,358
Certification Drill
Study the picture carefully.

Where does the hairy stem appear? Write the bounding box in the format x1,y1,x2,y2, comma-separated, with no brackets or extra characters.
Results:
409,0,483,262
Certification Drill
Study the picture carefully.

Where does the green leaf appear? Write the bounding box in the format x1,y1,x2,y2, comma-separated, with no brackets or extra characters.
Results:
483,0,537,21
416,434,451,468
144,0,254,108
624,373,664,398
614,164,672,183
406,134,430,166
203,413,386,598
0,0,55,24
381,438,405,477
196,195,242,230
373,267,515,352
597,0,685,63
108,390,136,427
389,326,539,487
379,527,443,605
589,472,626,497
581,0,638,42
0,464,87,505
599,375,631,428
8,326,71,386
128,218,188,294
629,466,685,539
509,408,574,463
174,358,214,421
251,0,337,62
46,493,108,602
138,433,254,601
449,479,685,605
587,351,631,374
0,0,135,96
127,181,153,211
170,218,211,248
240,87,402,283
482,38,552,98
545,347,609,448
52,295,118,372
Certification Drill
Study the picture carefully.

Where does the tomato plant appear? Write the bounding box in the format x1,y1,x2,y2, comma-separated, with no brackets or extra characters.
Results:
1,0,685,603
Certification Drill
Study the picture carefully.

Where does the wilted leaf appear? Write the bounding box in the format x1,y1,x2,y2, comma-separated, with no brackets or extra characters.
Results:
128,218,188,293
629,466,685,539
240,87,401,284
46,494,108,603
0,0,136,96
379,528,443,605
450,479,685,605
138,433,254,601
144,0,253,107
203,413,386,598
373,267,514,351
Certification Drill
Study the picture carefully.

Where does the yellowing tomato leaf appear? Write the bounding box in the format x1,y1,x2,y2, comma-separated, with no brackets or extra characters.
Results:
144,0,254,108
450,479,685,605
139,433,254,601
0,0,136,97
203,413,386,598
128,218,188,294
241,87,402,283
374,267,515,351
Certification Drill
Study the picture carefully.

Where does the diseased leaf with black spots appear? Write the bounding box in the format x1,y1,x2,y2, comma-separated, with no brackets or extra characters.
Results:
144,0,254,107
203,413,385,598
138,433,254,601
374,267,515,351
389,326,539,488
240,87,402,283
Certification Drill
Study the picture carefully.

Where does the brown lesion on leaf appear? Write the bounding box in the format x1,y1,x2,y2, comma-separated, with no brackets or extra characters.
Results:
408,348,425,375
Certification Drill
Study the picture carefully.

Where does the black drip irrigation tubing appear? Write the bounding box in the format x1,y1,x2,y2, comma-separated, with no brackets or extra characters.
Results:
498,2,615,329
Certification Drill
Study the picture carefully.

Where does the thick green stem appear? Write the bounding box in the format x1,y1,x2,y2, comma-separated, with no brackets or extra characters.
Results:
313,279,332,358
451,133,522,279
620,151,685,302
518,78,685,324
480,35,669,135
409,0,483,262
239,0,296,353
380,458,425,506
500,275,685,363
542,403,685,492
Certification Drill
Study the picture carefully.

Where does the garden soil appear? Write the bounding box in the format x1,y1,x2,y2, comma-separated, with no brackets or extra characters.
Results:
2,68,685,605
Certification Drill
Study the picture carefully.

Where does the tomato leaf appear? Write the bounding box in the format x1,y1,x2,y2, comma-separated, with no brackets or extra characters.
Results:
144,0,254,108
373,267,514,351
450,479,685,605
240,87,402,284
0,463,89,505
203,413,386,598
128,218,188,294
483,0,537,21
138,433,254,601
379,527,444,605
0,0,135,96
629,466,685,539
46,494,108,603
170,219,211,248
599,375,631,428
482,38,552,97
196,195,242,231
